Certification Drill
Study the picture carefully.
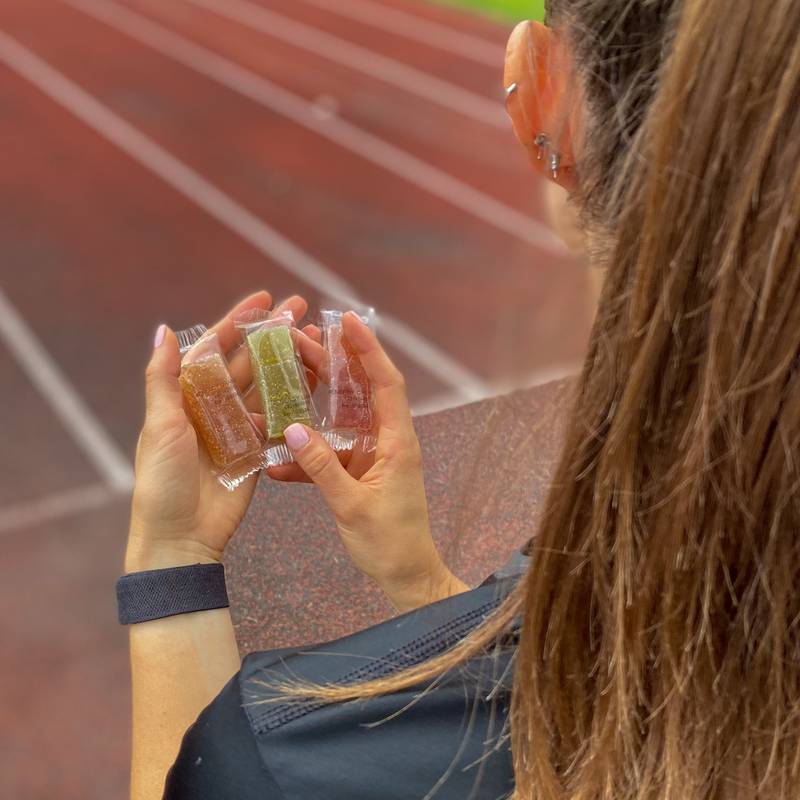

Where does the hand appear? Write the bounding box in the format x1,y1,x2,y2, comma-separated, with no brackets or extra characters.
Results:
278,312,469,613
126,291,316,573
265,325,371,482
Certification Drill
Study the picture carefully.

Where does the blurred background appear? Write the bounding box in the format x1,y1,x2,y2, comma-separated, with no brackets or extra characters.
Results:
0,0,593,797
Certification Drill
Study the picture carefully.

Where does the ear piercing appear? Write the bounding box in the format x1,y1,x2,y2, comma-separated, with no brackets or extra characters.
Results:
534,133,549,160
534,132,562,179
504,82,565,180
549,153,560,179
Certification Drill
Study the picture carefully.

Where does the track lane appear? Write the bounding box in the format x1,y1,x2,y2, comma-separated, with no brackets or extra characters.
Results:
0,62,454,456
5,23,491,397
0,0,590,383
184,0,507,128
0,284,134,492
353,0,514,41
69,0,561,252
0,55,453,457
123,0,534,214
0,343,100,507
0,0,583,800
246,0,510,94
288,0,507,67
0,2,585,797
0,500,132,799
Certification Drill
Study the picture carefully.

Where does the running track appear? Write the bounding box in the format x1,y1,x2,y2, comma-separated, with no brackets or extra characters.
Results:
0,1,590,797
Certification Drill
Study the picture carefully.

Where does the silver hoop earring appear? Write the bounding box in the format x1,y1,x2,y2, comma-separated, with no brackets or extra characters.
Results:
505,83,518,97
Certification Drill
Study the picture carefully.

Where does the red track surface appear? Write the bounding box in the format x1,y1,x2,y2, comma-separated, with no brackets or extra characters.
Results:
0,0,590,796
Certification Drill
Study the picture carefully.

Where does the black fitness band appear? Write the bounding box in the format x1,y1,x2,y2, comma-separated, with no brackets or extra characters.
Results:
116,563,229,625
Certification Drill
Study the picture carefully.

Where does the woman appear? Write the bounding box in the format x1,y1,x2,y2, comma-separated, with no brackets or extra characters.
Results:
123,0,800,797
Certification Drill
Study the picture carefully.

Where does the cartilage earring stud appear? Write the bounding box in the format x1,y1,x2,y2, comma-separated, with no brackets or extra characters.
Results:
505,83,518,97
549,152,560,179
534,133,549,160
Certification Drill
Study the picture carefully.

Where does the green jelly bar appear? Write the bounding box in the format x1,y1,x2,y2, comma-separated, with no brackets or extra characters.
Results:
248,326,310,438
251,325,296,363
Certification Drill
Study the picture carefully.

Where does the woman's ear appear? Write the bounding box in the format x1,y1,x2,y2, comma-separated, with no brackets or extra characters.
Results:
504,20,579,192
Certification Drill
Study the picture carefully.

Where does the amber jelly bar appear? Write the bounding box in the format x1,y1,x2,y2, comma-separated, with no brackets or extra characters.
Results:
177,328,268,490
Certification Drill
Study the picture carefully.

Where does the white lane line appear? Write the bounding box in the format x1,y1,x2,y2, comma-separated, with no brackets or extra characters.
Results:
0,29,488,399
0,286,135,493
60,0,566,256
0,483,119,534
184,0,507,128
409,361,581,417
293,0,506,68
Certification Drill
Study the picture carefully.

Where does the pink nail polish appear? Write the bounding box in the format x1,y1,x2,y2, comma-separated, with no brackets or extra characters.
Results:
351,312,367,325
154,324,166,349
284,423,310,450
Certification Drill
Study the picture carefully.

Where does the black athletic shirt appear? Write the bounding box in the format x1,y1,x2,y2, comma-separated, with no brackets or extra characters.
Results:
162,578,520,800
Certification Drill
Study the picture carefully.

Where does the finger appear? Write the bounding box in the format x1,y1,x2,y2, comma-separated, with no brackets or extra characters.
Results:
227,346,255,393
266,463,315,483
298,325,324,394
301,324,321,344
205,292,309,356
243,385,261,415
297,325,328,386
249,410,265,438
272,295,309,329
283,423,360,509
205,291,273,354
268,446,352,483
341,312,414,444
144,325,185,431
306,369,318,396
343,442,377,481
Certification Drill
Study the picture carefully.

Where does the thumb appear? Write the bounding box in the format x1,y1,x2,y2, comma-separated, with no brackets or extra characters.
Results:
283,423,357,510
144,324,184,428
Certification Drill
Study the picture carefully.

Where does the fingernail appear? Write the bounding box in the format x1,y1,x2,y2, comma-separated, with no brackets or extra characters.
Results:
154,324,166,349
350,312,367,325
284,423,310,450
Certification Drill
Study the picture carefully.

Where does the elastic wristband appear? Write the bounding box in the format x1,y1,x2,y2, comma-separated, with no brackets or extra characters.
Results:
116,563,229,625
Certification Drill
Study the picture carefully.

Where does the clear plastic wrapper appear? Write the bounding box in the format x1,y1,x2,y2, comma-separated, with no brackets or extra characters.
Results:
177,326,268,490
235,309,318,466
320,309,377,453
177,325,208,355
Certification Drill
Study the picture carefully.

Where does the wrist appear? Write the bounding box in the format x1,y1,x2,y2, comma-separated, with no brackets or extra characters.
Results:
124,536,221,574
379,558,468,614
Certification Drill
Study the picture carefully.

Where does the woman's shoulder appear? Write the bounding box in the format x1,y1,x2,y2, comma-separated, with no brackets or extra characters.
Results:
240,577,515,689
165,581,517,800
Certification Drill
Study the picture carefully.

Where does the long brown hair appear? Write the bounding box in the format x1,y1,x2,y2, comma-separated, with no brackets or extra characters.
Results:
261,0,800,796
